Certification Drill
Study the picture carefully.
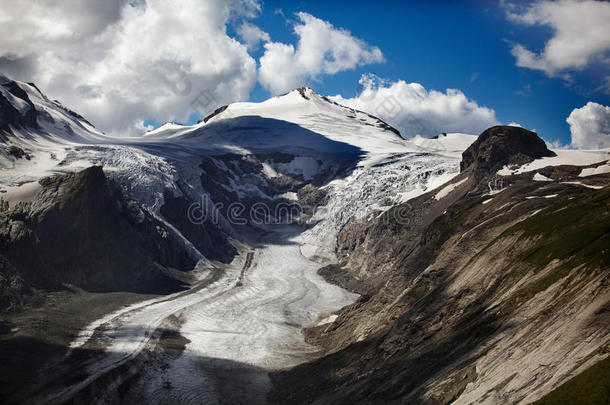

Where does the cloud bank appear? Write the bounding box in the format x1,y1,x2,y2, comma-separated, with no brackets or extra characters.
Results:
505,0,610,77
331,74,498,138
567,102,610,149
0,0,259,136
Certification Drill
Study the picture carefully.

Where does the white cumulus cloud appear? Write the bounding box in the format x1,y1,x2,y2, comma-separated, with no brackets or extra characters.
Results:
331,74,498,138
259,12,384,95
567,101,610,149
505,0,610,77
0,0,260,136
236,21,270,51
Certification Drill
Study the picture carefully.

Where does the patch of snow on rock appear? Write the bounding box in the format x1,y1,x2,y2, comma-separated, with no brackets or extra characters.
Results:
579,164,610,177
434,177,468,200
533,172,552,182
498,149,609,176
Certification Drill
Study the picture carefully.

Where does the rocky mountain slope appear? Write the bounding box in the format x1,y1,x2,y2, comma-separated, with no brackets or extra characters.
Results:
0,74,608,404
271,126,610,404
1,166,196,295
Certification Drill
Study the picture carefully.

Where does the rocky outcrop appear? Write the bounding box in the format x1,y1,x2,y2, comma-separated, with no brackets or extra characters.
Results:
0,80,40,135
160,191,236,263
5,146,30,160
202,105,229,123
0,254,31,312
197,152,350,229
0,166,194,295
460,125,555,174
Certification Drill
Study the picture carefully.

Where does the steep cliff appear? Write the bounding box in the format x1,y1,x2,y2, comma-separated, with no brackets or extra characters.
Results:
0,166,196,298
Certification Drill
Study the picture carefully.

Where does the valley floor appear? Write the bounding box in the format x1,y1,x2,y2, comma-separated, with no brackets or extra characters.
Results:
1,225,356,404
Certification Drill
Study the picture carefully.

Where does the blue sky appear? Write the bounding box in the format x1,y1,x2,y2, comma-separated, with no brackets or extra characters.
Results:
233,0,609,146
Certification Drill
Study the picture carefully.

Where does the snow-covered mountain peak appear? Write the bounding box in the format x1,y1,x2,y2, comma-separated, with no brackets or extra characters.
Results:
0,76,105,146
145,85,419,159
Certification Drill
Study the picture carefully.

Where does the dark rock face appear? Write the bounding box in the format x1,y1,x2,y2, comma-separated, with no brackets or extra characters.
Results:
0,254,31,312
0,81,39,135
197,152,347,229
460,125,555,174
160,191,236,263
296,87,310,100
296,184,328,216
0,166,193,294
202,105,229,123
5,145,30,160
